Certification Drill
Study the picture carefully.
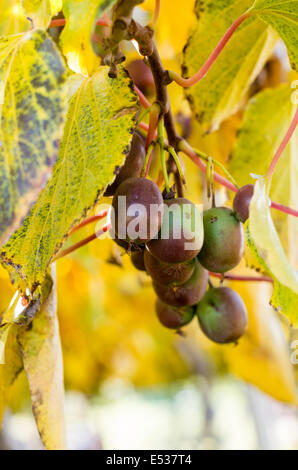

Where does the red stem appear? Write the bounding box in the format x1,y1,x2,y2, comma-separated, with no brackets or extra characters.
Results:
180,140,298,217
49,19,66,27
53,223,111,261
152,0,161,28
145,104,160,150
169,12,250,87
134,86,151,109
210,272,273,283
267,108,298,180
180,140,237,192
270,201,298,217
69,211,108,235
138,121,149,133
49,17,111,28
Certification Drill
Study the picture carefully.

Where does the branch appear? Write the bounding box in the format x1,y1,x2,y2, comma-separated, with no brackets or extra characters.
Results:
210,272,273,284
53,223,111,261
267,108,298,181
49,17,111,28
69,210,108,235
112,17,298,219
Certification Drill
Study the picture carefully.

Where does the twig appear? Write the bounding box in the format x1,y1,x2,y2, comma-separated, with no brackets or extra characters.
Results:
267,108,298,181
151,0,161,28
69,211,108,235
53,223,111,261
49,17,111,28
134,85,151,108
167,12,250,87
210,272,273,284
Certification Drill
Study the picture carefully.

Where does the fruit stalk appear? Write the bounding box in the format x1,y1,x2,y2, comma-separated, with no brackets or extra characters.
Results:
151,0,161,28
53,223,111,261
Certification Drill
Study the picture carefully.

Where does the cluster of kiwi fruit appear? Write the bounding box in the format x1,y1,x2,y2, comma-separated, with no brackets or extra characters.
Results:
105,123,254,344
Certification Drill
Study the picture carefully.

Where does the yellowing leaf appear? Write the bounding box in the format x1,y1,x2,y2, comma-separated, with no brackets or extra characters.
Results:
1,67,139,293
220,281,298,404
183,0,277,131
0,324,23,427
251,0,298,70
141,0,196,58
248,177,298,326
0,30,68,246
22,0,62,29
60,0,117,75
191,280,298,404
18,266,66,450
229,84,298,262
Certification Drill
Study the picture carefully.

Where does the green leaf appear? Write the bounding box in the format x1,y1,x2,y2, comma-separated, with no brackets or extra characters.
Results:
1,66,139,293
60,0,118,75
0,30,68,246
247,177,298,327
22,0,62,29
251,0,298,70
183,0,277,132
18,266,66,450
229,84,298,260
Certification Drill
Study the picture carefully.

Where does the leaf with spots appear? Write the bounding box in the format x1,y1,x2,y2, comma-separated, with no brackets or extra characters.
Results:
183,0,277,132
1,66,139,293
0,30,68,246
250,0,298,70
22,0,62,29
247,177,298,327
18,266,66,450
60,0,118,75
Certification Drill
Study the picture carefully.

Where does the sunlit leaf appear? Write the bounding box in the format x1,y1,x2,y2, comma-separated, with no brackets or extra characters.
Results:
142,0,196,58
1,66,139,293
183,0,277,131
22,0,62,29
251,0,298,70
247,177,298,326
0,323,23,426
60,0,117,75
18,266,66,450
229,84,298,262
0,30,68,246
0,1,29,36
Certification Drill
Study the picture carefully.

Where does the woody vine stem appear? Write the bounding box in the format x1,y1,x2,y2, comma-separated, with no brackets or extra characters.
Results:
52,0,298,280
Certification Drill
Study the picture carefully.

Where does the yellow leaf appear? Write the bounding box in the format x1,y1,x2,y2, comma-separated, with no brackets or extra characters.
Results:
0,324,23,427
1,67,139,293
18,265,66,450
192,280,298,404
229,84,298,263
0,30,68,246
248,178,298,326
0,1,29,36
222,281,298,404
183,0,277,131
251,0,298,71
60,0,117,75
142,0,196,58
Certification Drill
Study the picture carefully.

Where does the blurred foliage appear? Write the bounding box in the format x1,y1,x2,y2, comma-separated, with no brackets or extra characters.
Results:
0,0,297,418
